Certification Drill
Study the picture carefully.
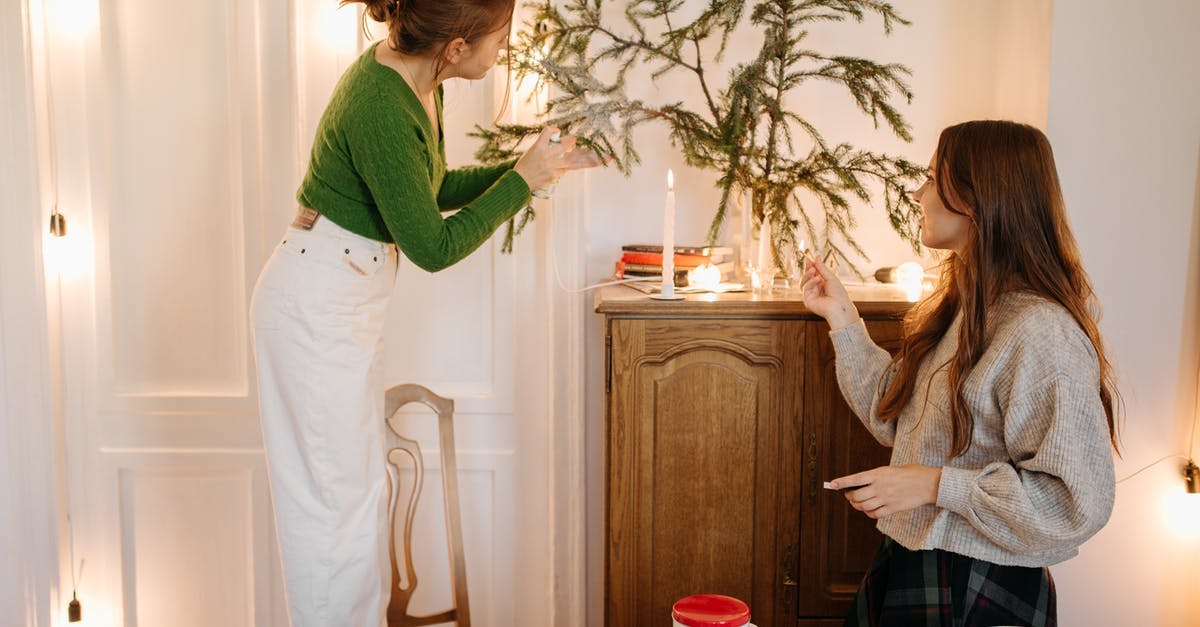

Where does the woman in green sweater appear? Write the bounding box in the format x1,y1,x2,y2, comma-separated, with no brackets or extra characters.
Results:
801,120,1118,626
249,1,605,625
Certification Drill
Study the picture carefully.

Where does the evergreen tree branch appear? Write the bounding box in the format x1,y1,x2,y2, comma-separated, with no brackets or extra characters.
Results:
478,0,921,265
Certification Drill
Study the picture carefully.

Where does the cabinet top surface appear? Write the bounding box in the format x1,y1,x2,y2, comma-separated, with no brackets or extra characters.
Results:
594,284,915,319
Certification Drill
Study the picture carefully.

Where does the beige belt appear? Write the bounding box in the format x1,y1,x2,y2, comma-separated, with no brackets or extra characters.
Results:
291,206,320,230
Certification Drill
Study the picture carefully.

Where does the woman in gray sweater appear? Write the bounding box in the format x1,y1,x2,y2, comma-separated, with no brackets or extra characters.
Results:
801,120,1119,627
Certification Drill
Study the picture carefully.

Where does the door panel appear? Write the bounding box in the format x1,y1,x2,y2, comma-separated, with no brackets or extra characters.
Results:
797,320,901,618
102,0,247,397
110,451,273,627
607,318,804,627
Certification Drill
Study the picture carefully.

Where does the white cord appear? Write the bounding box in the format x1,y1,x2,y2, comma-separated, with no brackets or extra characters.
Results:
1189,357,1200,460
1116,358,1200,484
544,191,659,294
39,9,63,221
1115,454,1190,484
67,513,84,592
68,513,76,590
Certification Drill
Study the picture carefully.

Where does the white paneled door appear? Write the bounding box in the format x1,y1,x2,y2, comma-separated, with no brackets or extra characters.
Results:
37,0,574,624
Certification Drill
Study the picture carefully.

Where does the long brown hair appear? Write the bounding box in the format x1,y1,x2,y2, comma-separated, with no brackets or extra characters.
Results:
343,0,515,78
876,120,1120,457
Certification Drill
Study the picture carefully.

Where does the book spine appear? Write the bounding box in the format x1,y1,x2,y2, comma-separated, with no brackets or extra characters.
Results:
621,244,734,257
620,252,709,268
616,263,688,287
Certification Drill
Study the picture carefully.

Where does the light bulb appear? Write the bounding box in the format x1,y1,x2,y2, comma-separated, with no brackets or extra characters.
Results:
687,263,722,291
51,0,99,41
893,261,925,302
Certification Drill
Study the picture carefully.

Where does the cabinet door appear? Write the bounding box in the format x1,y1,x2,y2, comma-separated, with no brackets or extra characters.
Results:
606,318,804,627
796,320,902,619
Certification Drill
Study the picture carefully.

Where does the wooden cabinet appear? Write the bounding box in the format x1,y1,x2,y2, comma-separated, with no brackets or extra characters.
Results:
596,287,909,627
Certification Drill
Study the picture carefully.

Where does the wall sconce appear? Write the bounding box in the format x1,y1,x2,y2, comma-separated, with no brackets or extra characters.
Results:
1185,460,1198,494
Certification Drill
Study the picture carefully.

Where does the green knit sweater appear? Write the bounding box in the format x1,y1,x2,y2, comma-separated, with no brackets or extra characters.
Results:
297,42,531,272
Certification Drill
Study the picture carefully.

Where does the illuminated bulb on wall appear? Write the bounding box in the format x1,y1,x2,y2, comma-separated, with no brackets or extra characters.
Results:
1165,466,1200,538
315,0,361,58
505,39,551,124
43,212,92,280
50,0,99,40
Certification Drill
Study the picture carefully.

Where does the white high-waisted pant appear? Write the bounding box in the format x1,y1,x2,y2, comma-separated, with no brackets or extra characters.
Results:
250,216,398,627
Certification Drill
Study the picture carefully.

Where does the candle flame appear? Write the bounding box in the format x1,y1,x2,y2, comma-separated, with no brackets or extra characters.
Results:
667,169,674,190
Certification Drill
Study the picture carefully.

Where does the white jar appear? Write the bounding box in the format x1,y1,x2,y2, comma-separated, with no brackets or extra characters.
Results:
671,594,756,627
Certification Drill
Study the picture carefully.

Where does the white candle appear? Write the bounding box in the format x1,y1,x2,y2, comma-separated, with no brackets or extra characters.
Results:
661,169,676,297
757,215,771,270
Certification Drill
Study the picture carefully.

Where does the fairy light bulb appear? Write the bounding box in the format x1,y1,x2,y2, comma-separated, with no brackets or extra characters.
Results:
893,261,925,301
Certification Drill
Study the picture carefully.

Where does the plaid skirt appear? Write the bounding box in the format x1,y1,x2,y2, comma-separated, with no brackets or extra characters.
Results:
846,537,1056,627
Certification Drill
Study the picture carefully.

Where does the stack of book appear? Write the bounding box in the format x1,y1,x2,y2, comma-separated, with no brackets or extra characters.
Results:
615,244,735,287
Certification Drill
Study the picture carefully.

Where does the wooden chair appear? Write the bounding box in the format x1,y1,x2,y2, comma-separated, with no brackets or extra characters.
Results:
383,384,470,627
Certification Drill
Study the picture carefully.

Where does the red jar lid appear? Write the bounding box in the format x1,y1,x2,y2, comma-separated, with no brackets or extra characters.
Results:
671,594,751,627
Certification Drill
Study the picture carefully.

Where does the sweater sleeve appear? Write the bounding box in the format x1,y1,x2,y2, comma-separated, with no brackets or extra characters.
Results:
935,324,1116,555
828,320,900,446
344,100,531,272
436,158,522,211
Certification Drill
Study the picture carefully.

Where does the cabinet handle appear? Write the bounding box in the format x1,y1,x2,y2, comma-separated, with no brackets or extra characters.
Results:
605,333,612,394
807,433,818,506
782,542,798,587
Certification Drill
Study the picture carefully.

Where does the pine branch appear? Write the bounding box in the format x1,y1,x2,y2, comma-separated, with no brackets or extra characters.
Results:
477,0,922,266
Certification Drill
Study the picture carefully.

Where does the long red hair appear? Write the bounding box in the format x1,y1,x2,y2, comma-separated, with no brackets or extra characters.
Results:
876,120,1120,457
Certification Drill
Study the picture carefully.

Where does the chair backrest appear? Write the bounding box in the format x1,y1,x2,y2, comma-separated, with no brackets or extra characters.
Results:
383,384,470,627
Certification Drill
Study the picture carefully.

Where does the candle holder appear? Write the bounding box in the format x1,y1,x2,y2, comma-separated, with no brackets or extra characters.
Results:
650,283,686,300
747,265,777,294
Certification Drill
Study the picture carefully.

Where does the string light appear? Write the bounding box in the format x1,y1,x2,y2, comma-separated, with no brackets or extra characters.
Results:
41,4,92,621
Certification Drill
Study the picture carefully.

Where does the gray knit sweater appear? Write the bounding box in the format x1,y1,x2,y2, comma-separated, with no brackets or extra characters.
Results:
829,292,1115,567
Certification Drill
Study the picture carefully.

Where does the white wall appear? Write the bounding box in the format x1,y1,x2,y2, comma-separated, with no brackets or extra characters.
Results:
578,0,1052,278
0,0,61,625
577,1,1200,625
1046,1,1200,625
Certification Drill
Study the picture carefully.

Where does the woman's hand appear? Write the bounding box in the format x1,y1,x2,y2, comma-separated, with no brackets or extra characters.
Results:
513,127,610,192
829,465,942,520
800,251,860,330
